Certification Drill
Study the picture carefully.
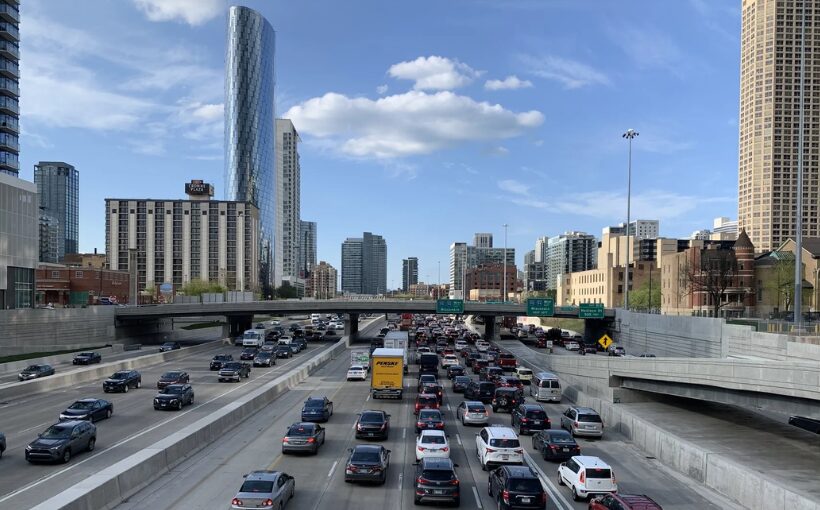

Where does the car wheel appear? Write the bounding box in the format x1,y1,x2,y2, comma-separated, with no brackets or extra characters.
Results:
103,388,109,393
62,449,71,463
571,487,580,501
177,401,183,410
87,438,96,452
123,384,128,393
413,496,421,505
557,473,564,486
106,409,112,420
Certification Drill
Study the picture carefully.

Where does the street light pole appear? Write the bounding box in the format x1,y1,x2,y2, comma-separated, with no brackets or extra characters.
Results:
437,260,441,299
622,129,639,310
503,224,509,303
794,0,806,332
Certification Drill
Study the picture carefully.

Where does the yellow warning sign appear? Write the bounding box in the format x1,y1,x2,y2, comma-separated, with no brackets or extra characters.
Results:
598,334,613,350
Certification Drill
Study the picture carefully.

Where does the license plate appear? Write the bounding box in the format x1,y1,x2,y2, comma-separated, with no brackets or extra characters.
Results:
433,490,444,495
501,455,509,460
532,420,541,424
563,447,570,452
521,497,531,503
367,432,374,436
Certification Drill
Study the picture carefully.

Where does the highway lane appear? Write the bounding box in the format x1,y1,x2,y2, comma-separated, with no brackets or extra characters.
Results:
0,335,334,509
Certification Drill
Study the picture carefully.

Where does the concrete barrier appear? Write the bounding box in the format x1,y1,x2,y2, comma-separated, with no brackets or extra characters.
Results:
31,337,348,510
0,344,125,375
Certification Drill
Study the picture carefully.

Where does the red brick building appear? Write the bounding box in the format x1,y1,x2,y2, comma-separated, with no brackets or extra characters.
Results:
465,264,518,302
35,265,130,306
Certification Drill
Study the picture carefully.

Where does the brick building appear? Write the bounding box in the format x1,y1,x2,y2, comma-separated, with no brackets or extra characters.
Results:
35,264,130,306
465,264,517,302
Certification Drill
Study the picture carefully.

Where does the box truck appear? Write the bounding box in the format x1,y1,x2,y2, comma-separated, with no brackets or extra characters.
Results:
383,331,409,374
370,348,404,399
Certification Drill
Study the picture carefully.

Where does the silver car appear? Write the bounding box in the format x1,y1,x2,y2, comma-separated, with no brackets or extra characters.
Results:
560,406,604,438
231,470,295,510
456,400,489,426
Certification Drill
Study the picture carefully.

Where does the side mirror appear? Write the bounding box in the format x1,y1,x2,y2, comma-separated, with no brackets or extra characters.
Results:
560,462,566,467
386,449,392,453
348,448,353,452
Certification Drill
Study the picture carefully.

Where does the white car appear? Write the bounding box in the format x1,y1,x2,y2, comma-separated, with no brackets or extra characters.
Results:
564,341,580,351
475,426,523,471
476,341,490,352
415,430,450,461
454,340,467,351
416,347,432,363
441,355,459,368
515,367,533,384
557,456,618,501
346,365,367,381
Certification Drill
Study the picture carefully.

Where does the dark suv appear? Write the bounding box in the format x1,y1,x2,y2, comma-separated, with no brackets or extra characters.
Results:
488,465,547,509
103,370,142,393
492,387,524,413
511,404,550,435
72,352,102,365
157,370,189,390
210,354,233,370
26,421,96,464
413,458,460,506
465,381,496,404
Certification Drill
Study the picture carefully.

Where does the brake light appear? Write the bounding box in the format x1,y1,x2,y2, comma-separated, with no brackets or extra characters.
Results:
442,446,449,452
579,471,586,484
539,492,547,504
231,498,243,506
435,422,444,428
307,437,316,443
521,418,529,423
262,499,273,506
416,477,428,484
418,446,426,451
449,479,460,486
486,448,496,453
282,438,288,443
502,490,510,503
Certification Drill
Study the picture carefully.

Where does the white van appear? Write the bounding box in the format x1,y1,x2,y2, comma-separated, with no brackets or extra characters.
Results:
277,337,292,346
531,371,562,402
310,313,321,321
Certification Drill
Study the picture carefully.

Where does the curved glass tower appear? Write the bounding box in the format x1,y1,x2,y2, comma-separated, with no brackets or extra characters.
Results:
225,5,276,296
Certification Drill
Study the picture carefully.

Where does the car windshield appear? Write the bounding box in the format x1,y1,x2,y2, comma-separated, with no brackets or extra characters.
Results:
287,425,314,436
223,363,241,369
421,434,446,444
78,353,93,357
162,372,181,379
349,366,363,371
467,404,485,412
421,469,455,481
239,480,274,493
304,400,325,408
489,438,520,448
518,369,532,375
509,478,542,492
507,378,521,385
41,425,71,439
256,352,270,358
162,343,175,347
418,396,437,404
110,372,128,380
549,433,574,444
578,414,602,423
214,355,230,361
164,386,184,394
360,413,384,423
68,401,96,410
351,451,380,463
419,411,441,420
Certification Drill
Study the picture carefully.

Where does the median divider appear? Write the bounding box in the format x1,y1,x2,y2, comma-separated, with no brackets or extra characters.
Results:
0,345,125,376
31,337,348,510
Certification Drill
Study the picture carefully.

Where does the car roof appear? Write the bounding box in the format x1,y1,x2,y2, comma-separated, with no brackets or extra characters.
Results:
463,400,485,406
617,494,662,508
419,409,442,416
573,407,599,414
522,404,544,411
162,384,186,390
353,444,383,452
420,457,455,470
484,426,517,438
361,409,386,415
500,465,538,478
245,470,282,481
53,420,87,428
419,430,446,437
75,398,100,403
572,455,612,469
306,396,326,402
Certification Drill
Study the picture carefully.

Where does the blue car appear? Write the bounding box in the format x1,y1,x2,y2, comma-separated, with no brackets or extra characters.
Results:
301,396,334,422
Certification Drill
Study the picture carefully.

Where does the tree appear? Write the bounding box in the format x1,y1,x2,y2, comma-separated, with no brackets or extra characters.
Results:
275,283,298,299
764,254,796,312
629,280,661,312
684,248,738,318
180,280,225,296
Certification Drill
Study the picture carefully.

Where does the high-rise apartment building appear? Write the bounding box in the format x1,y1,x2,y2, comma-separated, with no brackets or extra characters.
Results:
38,214,59,263
0,1,19,177
0,172,36,308
341,232,387,295
603,220,660,241
402,257,418,291
274,119,300,288
739,0,820,251
473,233,493,248
449,235,515,298
34,162,79,262
534,236,548,263
298,220,317,278
545,231,597,290
310,261,337,299
224,6,276,296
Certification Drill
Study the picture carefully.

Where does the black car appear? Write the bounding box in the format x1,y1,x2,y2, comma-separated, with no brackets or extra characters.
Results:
492,387,524,413
72,352,102,365
275,344,293,358
417,373,438,393
532,429,580,461
59,398,113,422
415,409,445,434
293,338,308,351
480,366,503,383
472,358,490,375
344,444,390,484
157,370,189,390
447,365,466,379
301,396,334,422
153,383,194,410
103,370,142,393
355,410,390,440
464,381,496,404
282,422,326,455
239,348,258,360
253,351,275,367
488,465,547,509
453,375,472,393
26,421,96,464
414,458,460,506
210,354,233,370
511,404,550,435
18,364,55,381
465,352,481,367
159,342,181,352
421,382,444,403
218,362,251,382
0,432,5,458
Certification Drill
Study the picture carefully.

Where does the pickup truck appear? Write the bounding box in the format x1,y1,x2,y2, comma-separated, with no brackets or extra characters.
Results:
218,362,251,382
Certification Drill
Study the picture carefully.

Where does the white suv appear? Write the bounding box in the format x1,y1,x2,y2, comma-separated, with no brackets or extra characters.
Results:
454,340,467,350
475,426,523,471
557,455,618,501
415,430,450,461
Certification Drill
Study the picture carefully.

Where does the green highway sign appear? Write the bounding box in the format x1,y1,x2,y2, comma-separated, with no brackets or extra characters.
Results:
527,298,554,317
436,299,464,314
579,303,605,319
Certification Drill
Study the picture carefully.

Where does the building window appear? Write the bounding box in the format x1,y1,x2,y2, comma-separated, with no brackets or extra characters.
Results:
75,271,84,278
51,271,60,279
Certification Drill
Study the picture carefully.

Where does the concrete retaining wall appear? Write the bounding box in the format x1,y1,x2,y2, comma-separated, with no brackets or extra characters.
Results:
615,310,725,358
0,307,117,356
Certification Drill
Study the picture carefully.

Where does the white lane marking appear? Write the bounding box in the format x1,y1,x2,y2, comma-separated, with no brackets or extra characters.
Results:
351,421,357,430
327,460,338,478
17,420,51,434
472,486,483,509
402,428,407,439
446,404,451,411
397,472,403,490
455,433,462,446
523,451,573,510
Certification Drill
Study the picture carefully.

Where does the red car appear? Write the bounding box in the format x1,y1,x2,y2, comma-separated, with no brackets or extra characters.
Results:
414,393,440,414
497,353,517,371
495,376,524,390
589,494,663,510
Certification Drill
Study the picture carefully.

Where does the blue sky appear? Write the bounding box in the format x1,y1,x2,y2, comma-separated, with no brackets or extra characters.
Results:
19,0,741,290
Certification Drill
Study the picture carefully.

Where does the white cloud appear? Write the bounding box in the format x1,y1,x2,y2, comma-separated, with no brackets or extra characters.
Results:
519,54,610,89
132,0,226,26
607,26,687,76
498,179,530,196
485,75,533,91
388,56,481,90
285,90,543,159
376,84,389,95
486,146,510,156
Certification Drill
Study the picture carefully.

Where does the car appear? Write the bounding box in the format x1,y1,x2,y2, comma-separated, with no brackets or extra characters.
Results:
281,422,326,455
219,362,251,382
464,381,496,404
253,351,275,367
638,353,657,358
516,368,533,384
511,404,550,435
355,410,390,440
157,370,190,390
476,341,490,352
240,348,258,360
414,393,441,414
275,344,293,358
446,365,466,379
301,396,334,422
560,407,604,438
413,457,460,506
416,409,444,434
472,358,490,375
496,376,524,391
788,415,820,434
475,426,523,471
346,365,367,381
415,429,450,461
260,340,277,353
497,353,518,371
18,364,55,381
230,470,295,510
0,432,4,458
159,341,181,352
417,373,438,392
288,342,301,354
488,465,548,509
453,375,472,393
608,346,625,357
421,382,444,403
580,345,598,355
153,383,194,410
441,354,459,368
210,354,233,370
557,455,617,501
588,494,664,510
103,370,142,393
26,420,96,464
59,398,113,422
564,341,580,351
344,444,390,484
456,400,489,426
72,352,102,365
532,429,580,462
492,387,524,413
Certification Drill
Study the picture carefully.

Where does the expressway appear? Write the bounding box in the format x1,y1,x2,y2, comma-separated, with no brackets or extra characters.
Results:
115,332,739,510
0,319,344,509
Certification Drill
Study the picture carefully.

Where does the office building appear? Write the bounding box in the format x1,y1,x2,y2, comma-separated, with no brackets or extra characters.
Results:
310,261,337,299
545,231,597,290
466,264,518,301
524,249,548,291
224,5,276,295
0,0,19,177
402,257,418,291
0,172,37,308
298,220,317,278
38,214,59,264
341,232,387,295
34,161,79,262
602,220,659,241
449,236,515,298
473,233,493,248
712,217,739,241
105,180,260,294
534,236,548,263
739,0,820,251
691,229,712,241
274,119,301,288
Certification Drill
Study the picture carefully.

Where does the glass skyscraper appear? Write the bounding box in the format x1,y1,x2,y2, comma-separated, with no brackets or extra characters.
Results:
225,5,276,297
34,161,79,262
0,0,20,177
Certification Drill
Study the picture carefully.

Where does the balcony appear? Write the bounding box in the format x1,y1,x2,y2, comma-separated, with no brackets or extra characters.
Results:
0,95,17,115
0,40,17,60
0,114,18,134
0,134,17,152
0,56,17,78
0,4,18,24
0,77,17,97
0,22,18,42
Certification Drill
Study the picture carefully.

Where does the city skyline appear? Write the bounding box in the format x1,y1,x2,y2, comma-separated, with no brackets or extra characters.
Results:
18,0,742,290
